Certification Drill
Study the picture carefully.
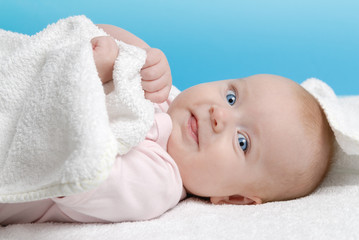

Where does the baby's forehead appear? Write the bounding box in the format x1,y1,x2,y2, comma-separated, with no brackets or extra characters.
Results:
242,77,302,108
244,74,299,91
243,76,311,160
235,75,323,198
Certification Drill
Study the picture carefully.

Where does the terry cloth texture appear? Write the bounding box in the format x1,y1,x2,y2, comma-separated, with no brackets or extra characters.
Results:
0,16,153,203
302,78,359,156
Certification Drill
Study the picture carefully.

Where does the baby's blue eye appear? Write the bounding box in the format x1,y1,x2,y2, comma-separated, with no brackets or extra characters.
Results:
226,90,236,106
237,133,248,152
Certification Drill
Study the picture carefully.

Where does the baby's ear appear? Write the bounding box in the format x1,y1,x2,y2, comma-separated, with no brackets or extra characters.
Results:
210,195,262,205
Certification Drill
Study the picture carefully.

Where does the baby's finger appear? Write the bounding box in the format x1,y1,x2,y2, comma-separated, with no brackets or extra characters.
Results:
142,48,163,69
141,71,171,93
141,59,168,81
144,84,172,103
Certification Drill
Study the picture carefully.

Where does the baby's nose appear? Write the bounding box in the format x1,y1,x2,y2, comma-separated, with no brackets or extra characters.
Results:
209,105,229,133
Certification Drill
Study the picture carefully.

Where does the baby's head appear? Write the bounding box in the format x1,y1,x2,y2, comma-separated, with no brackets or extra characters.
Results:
167,74,334,204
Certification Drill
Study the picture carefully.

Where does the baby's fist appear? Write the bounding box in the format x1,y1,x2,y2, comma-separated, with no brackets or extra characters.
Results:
141,48,172,103
91,36,119,84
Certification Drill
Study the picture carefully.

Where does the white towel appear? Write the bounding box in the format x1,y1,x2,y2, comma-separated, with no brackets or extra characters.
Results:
302,78,359,172
0,16,153,203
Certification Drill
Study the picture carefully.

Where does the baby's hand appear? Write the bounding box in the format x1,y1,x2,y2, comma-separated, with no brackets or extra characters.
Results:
141,48,172,103
91,36,119,84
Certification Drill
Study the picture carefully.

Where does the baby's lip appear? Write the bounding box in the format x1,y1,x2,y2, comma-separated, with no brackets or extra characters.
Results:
188,113,199,146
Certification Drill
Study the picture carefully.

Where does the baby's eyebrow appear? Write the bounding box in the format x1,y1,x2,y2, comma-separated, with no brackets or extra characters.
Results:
233,78,248,100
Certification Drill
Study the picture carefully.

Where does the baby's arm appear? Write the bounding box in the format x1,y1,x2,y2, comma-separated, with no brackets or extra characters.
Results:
96,24,172,103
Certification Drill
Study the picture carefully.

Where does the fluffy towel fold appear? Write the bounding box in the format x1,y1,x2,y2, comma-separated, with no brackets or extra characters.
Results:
302,78,359,156
302,78,359,174
0,16,153,203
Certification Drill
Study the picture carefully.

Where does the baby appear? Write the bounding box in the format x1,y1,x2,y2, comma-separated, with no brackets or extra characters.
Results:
167,74,334,204
0,24,334,224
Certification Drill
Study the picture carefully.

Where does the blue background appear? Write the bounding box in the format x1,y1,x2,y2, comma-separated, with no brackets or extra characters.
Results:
1,0,358,95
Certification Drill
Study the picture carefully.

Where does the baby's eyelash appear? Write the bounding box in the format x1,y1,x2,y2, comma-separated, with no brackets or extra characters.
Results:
237,131,250,153
229,83,239,101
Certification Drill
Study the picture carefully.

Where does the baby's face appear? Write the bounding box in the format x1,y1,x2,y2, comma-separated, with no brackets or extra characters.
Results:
167,74,311,204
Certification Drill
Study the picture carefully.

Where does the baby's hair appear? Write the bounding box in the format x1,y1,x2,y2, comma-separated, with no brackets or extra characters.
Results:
295,85,335,197
274,83,335,202
259,80,335,203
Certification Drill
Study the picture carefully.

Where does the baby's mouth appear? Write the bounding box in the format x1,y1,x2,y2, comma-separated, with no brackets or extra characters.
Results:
189,114,199,145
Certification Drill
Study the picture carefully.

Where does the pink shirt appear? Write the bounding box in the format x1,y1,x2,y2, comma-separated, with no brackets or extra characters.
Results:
0,102,186,224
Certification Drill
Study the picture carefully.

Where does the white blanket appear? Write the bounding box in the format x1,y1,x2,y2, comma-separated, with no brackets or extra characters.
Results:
0,16,153,203
1,78,358,239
